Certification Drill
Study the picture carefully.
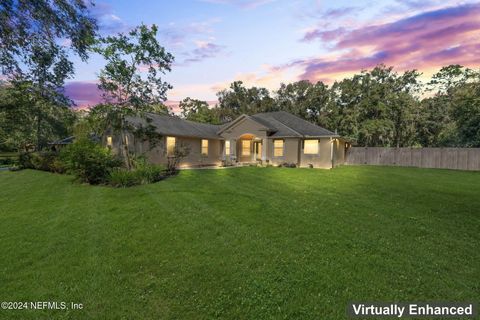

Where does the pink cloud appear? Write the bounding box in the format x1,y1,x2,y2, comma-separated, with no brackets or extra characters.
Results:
292,3,480,82
64,81,103,109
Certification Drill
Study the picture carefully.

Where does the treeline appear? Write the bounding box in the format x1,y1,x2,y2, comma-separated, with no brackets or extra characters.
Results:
179,64,480,147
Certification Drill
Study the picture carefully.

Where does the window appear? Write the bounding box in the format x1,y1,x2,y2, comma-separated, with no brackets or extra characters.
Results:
304,139,319,154
225,140,230,155
242,140,251,156
201,139,209,156
166,136,176,156
106,136,112,147
273,140,284,157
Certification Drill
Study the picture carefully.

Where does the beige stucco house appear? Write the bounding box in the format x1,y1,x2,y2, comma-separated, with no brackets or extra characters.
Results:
106,111,348,169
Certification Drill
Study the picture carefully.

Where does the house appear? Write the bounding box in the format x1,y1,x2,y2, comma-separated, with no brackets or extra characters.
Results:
105,111,348,169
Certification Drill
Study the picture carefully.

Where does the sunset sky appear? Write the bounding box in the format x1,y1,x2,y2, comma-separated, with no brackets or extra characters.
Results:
65,0,480,109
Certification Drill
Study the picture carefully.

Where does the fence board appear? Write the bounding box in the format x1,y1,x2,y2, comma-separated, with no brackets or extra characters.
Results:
345,147,480,171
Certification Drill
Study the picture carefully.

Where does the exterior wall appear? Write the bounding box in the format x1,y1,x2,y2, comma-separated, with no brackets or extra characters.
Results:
145,136,222,167
299,138,332,168
105,133,222,168
267,138,300,166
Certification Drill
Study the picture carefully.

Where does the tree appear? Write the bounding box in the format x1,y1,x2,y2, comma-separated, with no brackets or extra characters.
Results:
16,38,75,150
328,65,421,147
216,81,274,121
0,81,76,152
416,96,457,147
179,97,220,124
452,79,480,147
0,0,97,150
93,24,174,169
0,0,96,75
429,64,475,95
422,65,479,147
275,80,331,126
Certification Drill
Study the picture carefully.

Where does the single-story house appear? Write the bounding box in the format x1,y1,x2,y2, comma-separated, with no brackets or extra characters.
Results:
105,111,349,168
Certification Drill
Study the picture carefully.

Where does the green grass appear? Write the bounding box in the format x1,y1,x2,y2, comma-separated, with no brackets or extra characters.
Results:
0,166,479,319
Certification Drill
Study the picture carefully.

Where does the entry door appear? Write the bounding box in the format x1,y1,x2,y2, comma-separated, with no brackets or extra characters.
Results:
254,141,262,160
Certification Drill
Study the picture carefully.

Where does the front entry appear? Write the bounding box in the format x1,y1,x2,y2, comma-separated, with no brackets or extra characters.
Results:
253,141,262,160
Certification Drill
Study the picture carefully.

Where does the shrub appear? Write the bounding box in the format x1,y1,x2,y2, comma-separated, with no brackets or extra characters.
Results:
0,157,15,166
166,143,190,175
19,151,64,172
136,164,166,184
278,162,297,168
19,152,35,169
61,139,121,184
108,168,141,187
108,164,166,187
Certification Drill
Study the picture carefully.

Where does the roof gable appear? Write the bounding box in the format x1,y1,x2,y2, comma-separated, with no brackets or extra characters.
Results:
217,114,271,135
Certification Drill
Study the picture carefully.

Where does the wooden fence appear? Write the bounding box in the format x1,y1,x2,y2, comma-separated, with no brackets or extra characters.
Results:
345,147,480,171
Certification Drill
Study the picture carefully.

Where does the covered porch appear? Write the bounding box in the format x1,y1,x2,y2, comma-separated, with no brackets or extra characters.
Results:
223,134,268,165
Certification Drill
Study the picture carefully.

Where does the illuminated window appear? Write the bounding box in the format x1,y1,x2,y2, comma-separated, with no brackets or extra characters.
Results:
125,135,129,146
225,140,230,155
273,140,284,157
242,140,251,156
107,136,112,146
201,139,209,155
304,139,318,154
166,137,176,156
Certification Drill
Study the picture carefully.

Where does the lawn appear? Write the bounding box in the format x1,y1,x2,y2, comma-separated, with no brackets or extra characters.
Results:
0,166,479,319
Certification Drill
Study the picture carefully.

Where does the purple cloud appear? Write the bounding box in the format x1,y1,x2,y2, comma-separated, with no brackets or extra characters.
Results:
291,3,480,82
302,27,346,42
64,81,103,108
180,42,226,65
321,6,359,18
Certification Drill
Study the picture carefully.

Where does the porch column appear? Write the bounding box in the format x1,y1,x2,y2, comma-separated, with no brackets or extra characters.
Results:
221,140,226,160
232,139,237,161
262,138,267,161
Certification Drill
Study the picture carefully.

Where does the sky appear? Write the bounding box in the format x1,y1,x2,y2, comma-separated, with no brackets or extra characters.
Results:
64,0,480,111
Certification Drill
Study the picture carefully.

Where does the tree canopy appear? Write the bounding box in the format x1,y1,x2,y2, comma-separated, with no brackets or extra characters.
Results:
0,0,96,75
0,0,97,151
91,23,174,168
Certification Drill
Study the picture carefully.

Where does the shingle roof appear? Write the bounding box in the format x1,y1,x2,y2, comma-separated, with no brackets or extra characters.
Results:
128,111,337,140
250,111,336,137
128,113,223,139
